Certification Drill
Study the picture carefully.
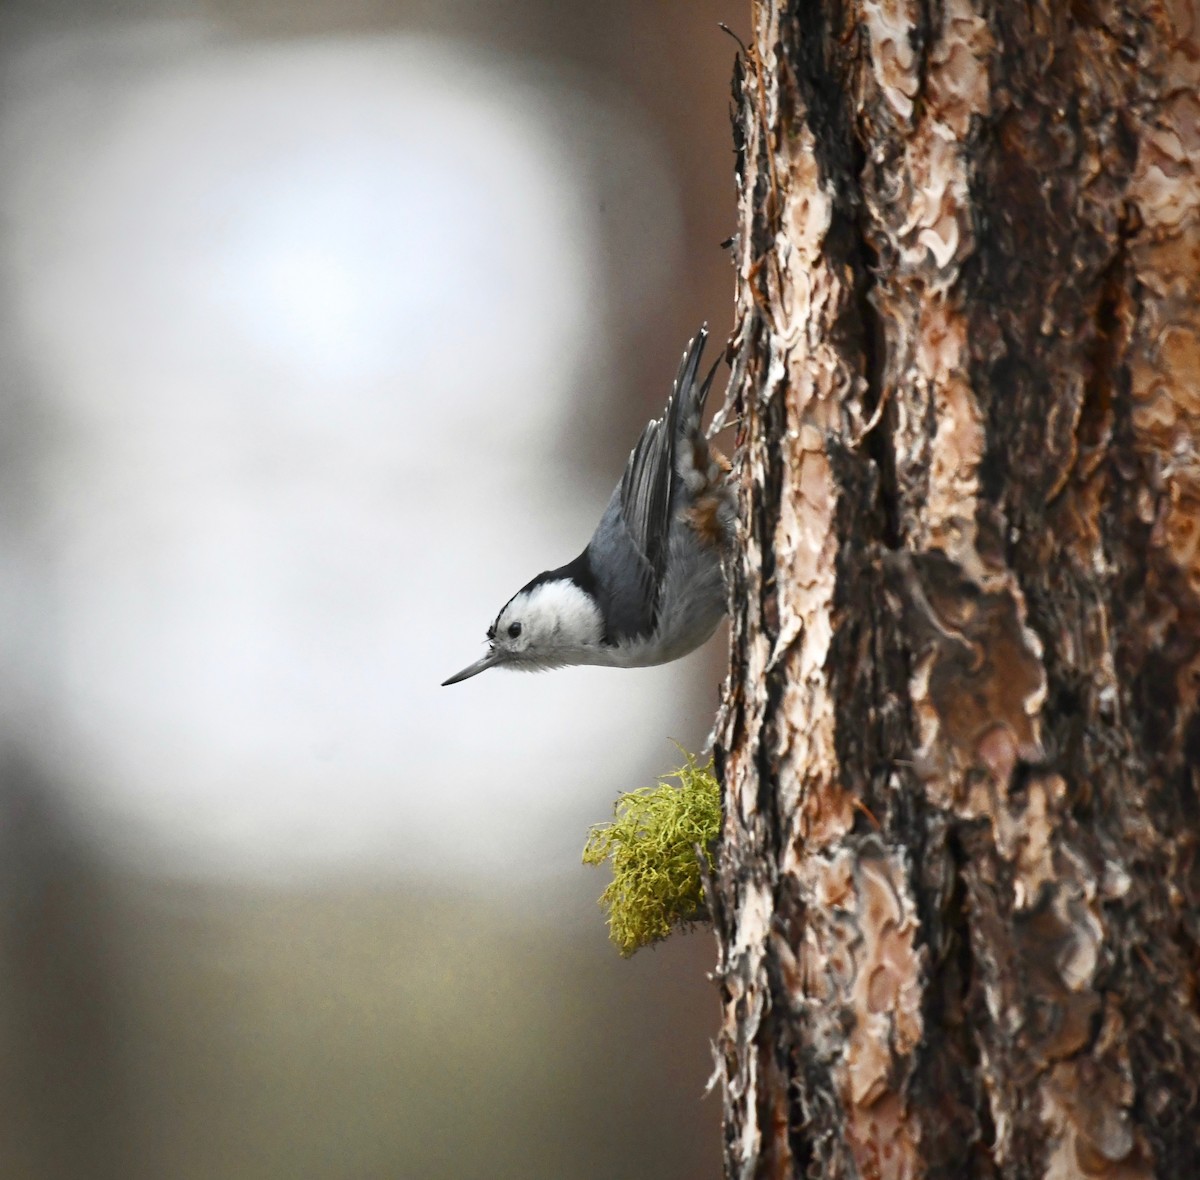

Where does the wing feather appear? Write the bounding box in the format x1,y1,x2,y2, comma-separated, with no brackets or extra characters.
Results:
610,325,711,629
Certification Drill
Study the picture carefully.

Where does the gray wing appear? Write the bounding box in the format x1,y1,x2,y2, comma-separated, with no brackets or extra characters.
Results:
587,326,716,643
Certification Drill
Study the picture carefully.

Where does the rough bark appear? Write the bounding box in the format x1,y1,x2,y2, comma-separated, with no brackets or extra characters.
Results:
711,3,1200,1178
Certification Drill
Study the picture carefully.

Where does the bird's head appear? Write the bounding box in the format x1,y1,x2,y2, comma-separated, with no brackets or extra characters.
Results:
442,575,605,685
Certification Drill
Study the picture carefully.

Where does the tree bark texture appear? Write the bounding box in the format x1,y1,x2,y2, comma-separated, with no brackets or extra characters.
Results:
712,3,1200,1178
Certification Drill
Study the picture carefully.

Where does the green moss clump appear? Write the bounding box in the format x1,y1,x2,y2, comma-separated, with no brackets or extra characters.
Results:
582,751,721,957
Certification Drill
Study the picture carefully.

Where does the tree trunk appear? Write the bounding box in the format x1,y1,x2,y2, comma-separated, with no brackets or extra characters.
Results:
711,3,1200,1177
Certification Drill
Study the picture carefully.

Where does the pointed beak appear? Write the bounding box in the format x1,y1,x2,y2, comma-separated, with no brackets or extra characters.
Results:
441,649,502,686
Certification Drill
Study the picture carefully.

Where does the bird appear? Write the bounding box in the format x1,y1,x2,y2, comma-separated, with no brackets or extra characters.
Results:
442,326,735,686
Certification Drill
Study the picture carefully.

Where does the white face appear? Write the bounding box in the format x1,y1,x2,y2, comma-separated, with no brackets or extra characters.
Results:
443,576,606,685
488,579,605,670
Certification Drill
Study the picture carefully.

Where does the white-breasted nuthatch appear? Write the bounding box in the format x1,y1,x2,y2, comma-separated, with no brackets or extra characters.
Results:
442,326,735,686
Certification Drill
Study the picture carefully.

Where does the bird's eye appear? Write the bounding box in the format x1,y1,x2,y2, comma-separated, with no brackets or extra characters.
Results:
507,622,522,639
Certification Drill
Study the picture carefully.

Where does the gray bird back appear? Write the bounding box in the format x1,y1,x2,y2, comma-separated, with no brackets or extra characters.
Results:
587,328,718,644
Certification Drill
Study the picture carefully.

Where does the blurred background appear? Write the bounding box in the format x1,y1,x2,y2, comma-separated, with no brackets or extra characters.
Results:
0,1,740,1176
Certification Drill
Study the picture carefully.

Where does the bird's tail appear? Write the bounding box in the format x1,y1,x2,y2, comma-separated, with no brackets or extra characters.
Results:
670,325,726,495
669,325,720,446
